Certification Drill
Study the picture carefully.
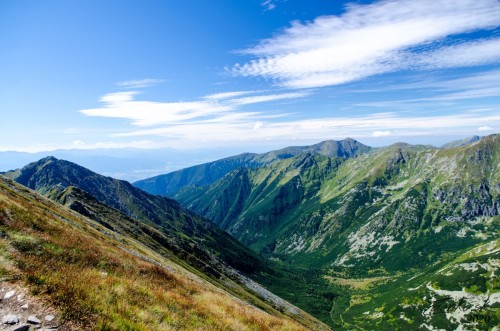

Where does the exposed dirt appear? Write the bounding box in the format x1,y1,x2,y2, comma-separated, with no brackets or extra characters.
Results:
0,281,65,330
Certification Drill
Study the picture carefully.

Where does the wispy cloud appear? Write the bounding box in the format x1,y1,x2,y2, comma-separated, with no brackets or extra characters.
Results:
80,90,310,127
348,68,500,109
372,130,392,137
203,91,255,100
111,110,500,144
478,126,494,131
232,0,500,88
261,0,276,11
117,78,166,89
413,38,500,69
229,91,309,106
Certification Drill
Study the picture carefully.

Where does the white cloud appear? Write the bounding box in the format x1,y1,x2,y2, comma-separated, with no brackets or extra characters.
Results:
72,140,85,147
253,121,264,130
372,130,391,137
478,126,494,131
112,111,500,145
414,38,500,69
229,91,310,106
203,91,255,100
232,0,500,88
349,69,500,108
80,90,309,127
261,0,276,11
117,78,165,89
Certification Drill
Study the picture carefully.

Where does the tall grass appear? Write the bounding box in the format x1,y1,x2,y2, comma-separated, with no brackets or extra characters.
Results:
0,180,307,330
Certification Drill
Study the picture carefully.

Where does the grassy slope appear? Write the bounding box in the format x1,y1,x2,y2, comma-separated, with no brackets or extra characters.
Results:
2,156,268,277
0,176,327,330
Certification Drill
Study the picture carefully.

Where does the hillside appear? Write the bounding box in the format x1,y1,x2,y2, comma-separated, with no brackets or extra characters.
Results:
0,175,326,330
2,156,264,275
174,134,500,329
133,138,371,197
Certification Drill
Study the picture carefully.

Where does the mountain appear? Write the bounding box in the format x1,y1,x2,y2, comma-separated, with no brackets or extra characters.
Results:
441,135,481,149
0,147,252,182
174,134,500,329
2,157,339,329
133,138,371,197
6,135,498,329
0,175,327,330
1,156,266,276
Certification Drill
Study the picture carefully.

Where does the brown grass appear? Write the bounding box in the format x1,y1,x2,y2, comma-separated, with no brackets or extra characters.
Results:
0,179,307,330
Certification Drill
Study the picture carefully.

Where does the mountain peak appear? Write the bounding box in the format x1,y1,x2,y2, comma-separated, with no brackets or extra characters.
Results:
134,138,372,196
34,155,59,164
441,135,481,149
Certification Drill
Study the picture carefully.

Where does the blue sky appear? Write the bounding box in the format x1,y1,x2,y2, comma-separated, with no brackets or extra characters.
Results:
1,0,500,152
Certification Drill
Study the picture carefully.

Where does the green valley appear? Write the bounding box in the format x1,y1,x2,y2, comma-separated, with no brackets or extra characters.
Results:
155,135,500,330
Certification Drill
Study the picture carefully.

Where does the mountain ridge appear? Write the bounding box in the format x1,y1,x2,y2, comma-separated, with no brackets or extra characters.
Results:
134,138,371,197
0,175,327,330
173,134,500,329
1,156,265,275
441,135,482,149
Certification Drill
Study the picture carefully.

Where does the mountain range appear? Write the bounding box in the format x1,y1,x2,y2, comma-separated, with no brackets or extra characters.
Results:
137,135,500,330
0,147,254,182
134,138,371,197
1,135,498,330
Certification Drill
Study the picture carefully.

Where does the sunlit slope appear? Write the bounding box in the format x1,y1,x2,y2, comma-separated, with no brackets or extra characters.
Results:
3,156,265,275
0,176,328,330
175,134,499,330
177,134,499,273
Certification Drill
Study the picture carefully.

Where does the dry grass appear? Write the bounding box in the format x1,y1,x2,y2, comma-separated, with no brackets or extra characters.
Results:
0,179,307,330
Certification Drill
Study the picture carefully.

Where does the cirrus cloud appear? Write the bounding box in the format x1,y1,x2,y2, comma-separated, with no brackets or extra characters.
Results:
117,78,166,89
80,90,310,127
231,0,500,88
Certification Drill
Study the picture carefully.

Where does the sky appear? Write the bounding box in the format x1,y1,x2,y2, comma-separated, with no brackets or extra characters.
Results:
1,0,500,153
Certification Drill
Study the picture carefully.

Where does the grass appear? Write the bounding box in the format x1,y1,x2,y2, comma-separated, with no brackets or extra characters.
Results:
323,275,392,290
0,177,311,330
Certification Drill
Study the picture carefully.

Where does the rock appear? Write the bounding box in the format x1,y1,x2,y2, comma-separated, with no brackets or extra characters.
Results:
27,315,41,324
21,303,29,310
45,315,55,322
17,294,24,301
4,290,16,299
13,325,30,331
2,314,19,324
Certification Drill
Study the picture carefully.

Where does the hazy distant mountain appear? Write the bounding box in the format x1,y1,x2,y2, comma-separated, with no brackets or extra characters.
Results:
134,138,372,197
0,147,250,182
441,135,481,149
